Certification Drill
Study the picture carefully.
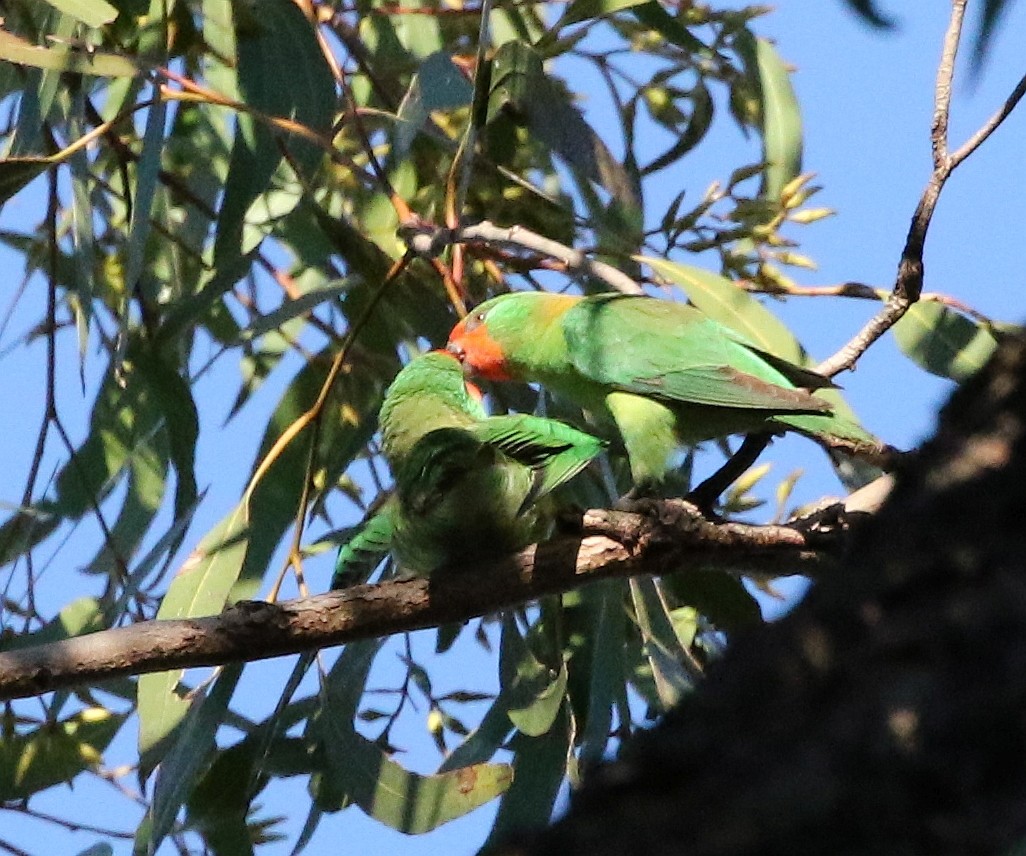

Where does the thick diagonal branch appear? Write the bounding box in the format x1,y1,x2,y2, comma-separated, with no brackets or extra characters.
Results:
0,501,841,702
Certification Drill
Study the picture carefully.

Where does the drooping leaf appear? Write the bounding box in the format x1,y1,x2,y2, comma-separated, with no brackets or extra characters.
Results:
392,52,474,165
213,0,335,266
312,640,512,832
437,693,515,773
840,0,896,28
555,0,650,29
642,80,715,176
0,30,140,77
631,2,708,54
137,503,249,766
972,0,1012,69
0,709,125,801
893,302,1001,382
141,665,243,854
500,614,568,738
155,501,250,621
564,582,624,765
629,577,696,710
134,345,200,521
488,41,640,215
663,571,763,633
0,597,107,652
482,703,570,849
0,157,52,205
735,31,802,201
124,88,167,293
38,0,118,27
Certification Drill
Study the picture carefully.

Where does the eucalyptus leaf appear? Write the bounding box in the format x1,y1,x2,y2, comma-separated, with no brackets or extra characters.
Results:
893,302,1001,382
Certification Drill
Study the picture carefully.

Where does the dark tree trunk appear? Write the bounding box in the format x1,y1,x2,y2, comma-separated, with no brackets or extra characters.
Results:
509,333,1026,856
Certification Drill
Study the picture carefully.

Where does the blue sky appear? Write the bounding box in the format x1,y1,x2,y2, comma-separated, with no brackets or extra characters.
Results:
2,1,1025,853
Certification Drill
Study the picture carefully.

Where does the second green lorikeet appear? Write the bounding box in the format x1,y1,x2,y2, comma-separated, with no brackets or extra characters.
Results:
446,291,884,492
331,351,604,587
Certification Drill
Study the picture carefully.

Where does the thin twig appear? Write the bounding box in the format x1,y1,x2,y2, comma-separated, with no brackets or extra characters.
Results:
931,0,966,168
815,2,1026,378
949,69,1026,168
1,805,134,840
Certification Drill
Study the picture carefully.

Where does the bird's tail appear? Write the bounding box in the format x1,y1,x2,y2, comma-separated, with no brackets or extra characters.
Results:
773,410,899,469
331,506,395,590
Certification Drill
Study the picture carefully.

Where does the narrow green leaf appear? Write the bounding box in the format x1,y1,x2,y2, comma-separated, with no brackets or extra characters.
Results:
489,41,639,213
85,441,167,576
736,31,802,201
629,577,695,709
557,0,649,28
0,30,140,77
567,583,624,765
313,640,512,832
186,740,269,852
39,0,118,26
893,302,1000,382
0,597,107,652
68,89,95,375
134,346,199,521
841,0,895,28
142,665,242,855
663,571,762,632
138,503,249,764
157,501,250,621
328,730,512,833
500,616,567,738
437,693,514,773
213,0,335,266
137,671,191,776
643,81,714,176
631,2,708,53
0,709,125,801
125,88,167,291
0,157,51,205
483,703,570,848
393,52,473,165
242,282,352,342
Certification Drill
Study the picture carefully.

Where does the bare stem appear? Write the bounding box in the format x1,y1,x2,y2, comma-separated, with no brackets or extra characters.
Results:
816,1,1025,377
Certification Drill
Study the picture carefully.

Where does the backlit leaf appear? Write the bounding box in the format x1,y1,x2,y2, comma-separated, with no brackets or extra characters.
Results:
893,302,1001,382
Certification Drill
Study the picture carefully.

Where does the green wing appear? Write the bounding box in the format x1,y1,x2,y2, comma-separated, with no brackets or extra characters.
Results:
562,294,831,413
468,414,606,506
331,503,396,589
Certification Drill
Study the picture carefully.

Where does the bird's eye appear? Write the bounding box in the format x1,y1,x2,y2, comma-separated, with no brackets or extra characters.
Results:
462,309,486,332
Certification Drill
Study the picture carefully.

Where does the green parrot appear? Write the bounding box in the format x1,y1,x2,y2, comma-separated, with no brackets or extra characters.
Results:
331,351,604,587
446,291,884,492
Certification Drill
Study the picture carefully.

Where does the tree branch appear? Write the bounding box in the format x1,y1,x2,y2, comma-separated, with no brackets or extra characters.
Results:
400,219,644,295
815,2,1025,378
0,501,844,702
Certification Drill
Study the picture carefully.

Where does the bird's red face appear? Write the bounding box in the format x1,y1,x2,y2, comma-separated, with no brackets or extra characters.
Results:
447,308,513,382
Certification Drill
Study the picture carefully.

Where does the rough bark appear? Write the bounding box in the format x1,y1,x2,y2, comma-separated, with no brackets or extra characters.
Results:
508,333,1026,855
0,505,836,702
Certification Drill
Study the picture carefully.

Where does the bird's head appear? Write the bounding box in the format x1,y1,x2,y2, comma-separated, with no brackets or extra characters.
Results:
446,298,514,381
